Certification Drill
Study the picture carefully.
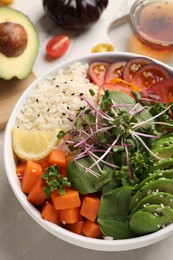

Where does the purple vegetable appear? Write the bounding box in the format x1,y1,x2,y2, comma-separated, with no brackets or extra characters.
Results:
43,0,109,30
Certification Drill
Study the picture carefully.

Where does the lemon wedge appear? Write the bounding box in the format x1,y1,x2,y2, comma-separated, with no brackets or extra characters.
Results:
12,126,60,161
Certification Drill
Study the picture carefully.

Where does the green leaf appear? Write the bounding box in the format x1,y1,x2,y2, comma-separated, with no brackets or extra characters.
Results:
57,130,66,139
97,186,133,238
98,219,133,239
67,156,102,194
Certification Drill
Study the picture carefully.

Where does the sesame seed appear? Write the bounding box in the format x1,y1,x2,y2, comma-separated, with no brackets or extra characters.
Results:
160,203,164,208
67,118,73,122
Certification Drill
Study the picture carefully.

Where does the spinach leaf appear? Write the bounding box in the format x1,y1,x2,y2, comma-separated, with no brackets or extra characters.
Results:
97,186,134,239
95,154,119,193
110,91,153,124
67,156,102,194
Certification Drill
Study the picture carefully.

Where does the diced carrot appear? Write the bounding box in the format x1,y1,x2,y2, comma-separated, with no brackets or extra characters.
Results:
51,188,81,210
21,160,42,194
27,177,46,206
41,201,59,224
40,161,50,172
59,207,80,224
80,196,101,222
60,155,74,178
59,166,67,178
83,220,102,238
48,149,66,167
16,162,27,178
66,155,74,165
66,220,85,235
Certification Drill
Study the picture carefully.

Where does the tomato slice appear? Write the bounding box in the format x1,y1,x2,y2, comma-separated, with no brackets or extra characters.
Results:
46,35,70,58
104,62,126,82
101,82,136,98
88,62,111,86
131,63,170,91
141,79,173,104
123,57,153,83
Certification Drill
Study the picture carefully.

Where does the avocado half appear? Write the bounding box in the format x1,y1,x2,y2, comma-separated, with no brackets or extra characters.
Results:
0,7,39,80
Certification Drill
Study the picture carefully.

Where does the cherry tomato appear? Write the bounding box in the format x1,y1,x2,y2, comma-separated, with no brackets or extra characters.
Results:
88,62,111,86
91,43,114,53
46,35,70,58
141,79,173,104
123,57,153,83
104,62,126,82
131,64,170,91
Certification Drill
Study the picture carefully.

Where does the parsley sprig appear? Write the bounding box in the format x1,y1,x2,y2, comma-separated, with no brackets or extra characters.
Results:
42,164,71,198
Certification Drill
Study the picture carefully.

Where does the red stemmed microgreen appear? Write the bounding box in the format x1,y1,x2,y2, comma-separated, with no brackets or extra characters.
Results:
57,90,173,185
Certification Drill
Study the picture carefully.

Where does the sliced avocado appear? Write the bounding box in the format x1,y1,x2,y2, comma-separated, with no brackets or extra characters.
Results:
131,192,173,213
0,7,39,80
151,133,173,158
138,169,173,190
149,158,173,172
130,179,173,210
130,205,173,235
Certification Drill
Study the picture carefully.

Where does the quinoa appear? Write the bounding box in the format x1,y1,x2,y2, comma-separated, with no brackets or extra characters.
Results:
16,62,99,131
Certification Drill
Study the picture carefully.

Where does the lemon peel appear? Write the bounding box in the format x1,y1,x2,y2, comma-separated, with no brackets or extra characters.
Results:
12,126,60,161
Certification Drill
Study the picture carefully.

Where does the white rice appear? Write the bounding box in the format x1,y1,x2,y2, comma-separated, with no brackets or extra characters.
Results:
16,62,99,131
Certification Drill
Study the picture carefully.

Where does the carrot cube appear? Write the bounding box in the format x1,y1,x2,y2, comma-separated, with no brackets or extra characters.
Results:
48,149,66,167
41,202,59,224
27,178,46,206
59,207,80,224
21,160,42,194
66,220,85,235
80,196,101,222
51,188,81,210
83,220,102,238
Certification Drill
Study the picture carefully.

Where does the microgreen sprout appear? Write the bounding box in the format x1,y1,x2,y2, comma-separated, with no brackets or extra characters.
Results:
57,90,173,184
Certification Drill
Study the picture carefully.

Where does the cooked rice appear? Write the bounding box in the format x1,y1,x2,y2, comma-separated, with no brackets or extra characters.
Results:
16,62,99,131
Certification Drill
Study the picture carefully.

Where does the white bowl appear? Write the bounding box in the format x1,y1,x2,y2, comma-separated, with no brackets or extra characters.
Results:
4,52,173,251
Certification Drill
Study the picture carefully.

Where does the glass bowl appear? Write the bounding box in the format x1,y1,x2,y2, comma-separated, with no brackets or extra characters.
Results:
130,0,173,50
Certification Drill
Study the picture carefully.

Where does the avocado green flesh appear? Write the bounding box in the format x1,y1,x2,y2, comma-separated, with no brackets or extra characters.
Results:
151,133,173,158
130,179,173,211
130,206,173,235
137,169,173,190
0,7,39,80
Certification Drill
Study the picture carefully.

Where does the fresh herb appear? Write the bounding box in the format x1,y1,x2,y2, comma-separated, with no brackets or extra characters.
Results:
42,164,71,198
67,91,165,186
57,130,66,139
149,102,173,131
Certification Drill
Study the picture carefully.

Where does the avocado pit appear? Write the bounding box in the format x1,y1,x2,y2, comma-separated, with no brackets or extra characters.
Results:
0,22,28,57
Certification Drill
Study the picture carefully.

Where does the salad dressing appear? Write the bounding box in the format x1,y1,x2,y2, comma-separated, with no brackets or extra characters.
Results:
130,0,173,50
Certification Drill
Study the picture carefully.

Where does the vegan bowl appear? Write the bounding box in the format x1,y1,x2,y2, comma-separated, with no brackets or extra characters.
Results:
4,52,173,251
